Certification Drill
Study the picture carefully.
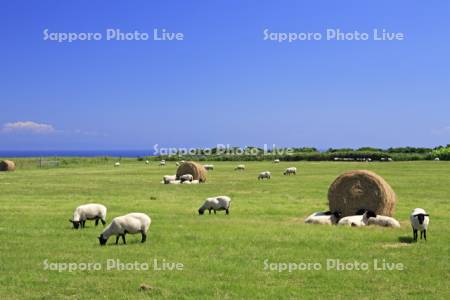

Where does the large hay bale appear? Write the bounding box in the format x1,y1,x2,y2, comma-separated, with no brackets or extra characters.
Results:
176,161,207,183
0,160,16,172
328,170,396,217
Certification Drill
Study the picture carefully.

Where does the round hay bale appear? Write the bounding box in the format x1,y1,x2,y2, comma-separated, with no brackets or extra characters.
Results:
328,170,396,217
176,161,207,183
0,160,16,172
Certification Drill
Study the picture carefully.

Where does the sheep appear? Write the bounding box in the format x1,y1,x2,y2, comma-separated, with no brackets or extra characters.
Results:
98,213,151,245
434,157,440,161
145,160,150,164
410,208,429,241
283,167,297,175
258,171,271,180
305,211,341,225
160,160,166,166
234,164,245,171
367,215,401,228
273,159,280,163
163,175,176,184
337,210,376,227
114,162,120,167
203,164,214,171
179,174,193,183
198,196,231,215
69,203,107,229
169,180,181,184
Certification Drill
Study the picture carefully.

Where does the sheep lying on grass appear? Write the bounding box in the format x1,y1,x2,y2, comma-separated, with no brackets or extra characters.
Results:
305,211,341,225
273,159,280,163
180,174,193,183
114,162,120,167
163,175,176,184
367,215,401,228
337,210,376,227
70,203,107,229
182,180,199,184
410,208,429,241
98,213,151,245
283,167,297,175
258,171,271,180
234,164,245,171
198,196,231,215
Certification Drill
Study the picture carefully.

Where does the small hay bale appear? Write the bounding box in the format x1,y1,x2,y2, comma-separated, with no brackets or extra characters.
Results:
176,161,207,183
328,170,396,217
0,160,16,172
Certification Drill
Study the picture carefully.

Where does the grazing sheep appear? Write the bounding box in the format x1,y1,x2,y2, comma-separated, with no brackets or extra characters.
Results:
410,208,429,241
198,196,231,215
69,203,107,229
283,167,297,176
145,160,150,164
98,213,151,245
114,162,120,167
160,160,166,166
273,159,280,163
163,175,176,184
203,164,214,171
434,157,440,161
337,210,376,227
258,171,271,180
180,174,193,183
305,211,341,225
387,158,393,162
367,215,401,228
234,164,245,171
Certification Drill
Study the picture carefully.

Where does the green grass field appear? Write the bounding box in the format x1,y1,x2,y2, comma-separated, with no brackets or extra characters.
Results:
0,161,449,299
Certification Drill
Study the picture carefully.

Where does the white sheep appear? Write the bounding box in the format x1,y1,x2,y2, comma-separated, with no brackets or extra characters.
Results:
434,157,440,161
114,162,120,167
198,196,231,215
183,180,199,184
160,160,166,166
258,171,271,180
304,211,341,225
180,174,193,183
234,164,245,171
203,164,214,171
145,160,150,164
273,159,280,163
69,203,107,229
410,208,429,241
367,215,401,228
98,213,151,245
337,210,376,227
169,180,181,184
163,175,177,184
283,167,297,175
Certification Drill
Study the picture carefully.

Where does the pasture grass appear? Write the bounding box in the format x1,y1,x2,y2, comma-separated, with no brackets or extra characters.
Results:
0,161,449,299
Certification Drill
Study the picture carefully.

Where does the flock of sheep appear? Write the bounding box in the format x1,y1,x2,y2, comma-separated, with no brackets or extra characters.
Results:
71,159,430,246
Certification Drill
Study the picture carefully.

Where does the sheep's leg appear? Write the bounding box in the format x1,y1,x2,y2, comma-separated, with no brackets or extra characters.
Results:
208,208,212,214
82,220,86,228
423,230,427,241
225,209,229,215
413,229,418,241
115,236,120,245
101,219,106,226
122,234,126,244
141,231,147,243
420,230,423,240
95,218,99,226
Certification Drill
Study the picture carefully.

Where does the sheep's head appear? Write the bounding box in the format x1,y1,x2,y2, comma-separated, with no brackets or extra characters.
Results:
365,211,377,219
98,234,107,246
415,213,429,224
198,208,205,215
69,219,80,229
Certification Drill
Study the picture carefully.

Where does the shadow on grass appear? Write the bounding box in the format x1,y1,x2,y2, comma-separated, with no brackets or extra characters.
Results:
398,236,414,244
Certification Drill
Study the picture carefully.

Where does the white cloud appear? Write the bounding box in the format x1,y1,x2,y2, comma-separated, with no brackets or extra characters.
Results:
1,121,56,134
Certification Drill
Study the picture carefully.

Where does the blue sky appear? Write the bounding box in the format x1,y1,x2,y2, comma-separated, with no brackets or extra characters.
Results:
1,0,449,150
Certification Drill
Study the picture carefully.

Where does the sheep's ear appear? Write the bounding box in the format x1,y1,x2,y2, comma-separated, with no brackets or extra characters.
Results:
424,214,429,216
69,219,73,223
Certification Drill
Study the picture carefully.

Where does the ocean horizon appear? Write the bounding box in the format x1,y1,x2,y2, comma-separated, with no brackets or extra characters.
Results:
0,150,155,158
